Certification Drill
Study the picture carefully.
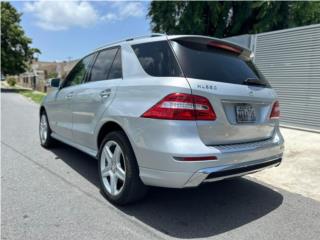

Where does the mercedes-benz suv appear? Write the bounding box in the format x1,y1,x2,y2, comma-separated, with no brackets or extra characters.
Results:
39,34,284,205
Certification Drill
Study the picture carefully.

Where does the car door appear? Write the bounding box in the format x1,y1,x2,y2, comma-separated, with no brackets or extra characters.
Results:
71,47,122,150
50,54,95,141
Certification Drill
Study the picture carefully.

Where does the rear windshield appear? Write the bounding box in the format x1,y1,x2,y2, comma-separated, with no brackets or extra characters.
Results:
170,40,270,87
132,41,183,77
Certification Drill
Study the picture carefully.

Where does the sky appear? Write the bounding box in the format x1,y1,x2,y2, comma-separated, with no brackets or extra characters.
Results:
11,1,151,62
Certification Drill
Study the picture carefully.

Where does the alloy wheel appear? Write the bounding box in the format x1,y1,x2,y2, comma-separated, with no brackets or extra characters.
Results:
100,140,126,196
39,115,48,144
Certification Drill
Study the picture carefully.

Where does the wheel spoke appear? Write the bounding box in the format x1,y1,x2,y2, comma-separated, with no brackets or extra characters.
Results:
115,165,125,181
103,147,113,165
101,166,111,177
110,173,117,195
113,145,121,164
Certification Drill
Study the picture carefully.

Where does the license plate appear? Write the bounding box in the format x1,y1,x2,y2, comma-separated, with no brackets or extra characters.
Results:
235,104,256,123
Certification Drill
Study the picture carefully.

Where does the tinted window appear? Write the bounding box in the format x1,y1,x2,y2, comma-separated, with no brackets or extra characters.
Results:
64,54,94,87
89,48,118,82
170,40,269,87
132,41,182,77
108,49,122,79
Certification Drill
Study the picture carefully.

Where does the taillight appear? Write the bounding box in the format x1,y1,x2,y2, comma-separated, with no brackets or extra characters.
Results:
141,93,216,121
270,101,280,119
208,41,242,54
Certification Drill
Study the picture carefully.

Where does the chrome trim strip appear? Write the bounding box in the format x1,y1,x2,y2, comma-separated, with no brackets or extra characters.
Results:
211,134,282,153
203,161,280,183
221,99,270,104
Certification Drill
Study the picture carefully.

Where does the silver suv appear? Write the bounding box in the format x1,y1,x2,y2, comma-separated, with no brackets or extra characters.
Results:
39,34,284,205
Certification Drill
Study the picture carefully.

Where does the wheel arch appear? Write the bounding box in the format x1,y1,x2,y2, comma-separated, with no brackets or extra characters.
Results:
97,121,131,150
39,105,46,116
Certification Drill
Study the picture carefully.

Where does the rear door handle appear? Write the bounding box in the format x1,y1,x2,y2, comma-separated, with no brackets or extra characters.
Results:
100,89,111,98
66,92,73,99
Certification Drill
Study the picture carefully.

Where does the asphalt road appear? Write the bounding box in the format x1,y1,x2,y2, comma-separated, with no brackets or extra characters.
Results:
1,92,320,240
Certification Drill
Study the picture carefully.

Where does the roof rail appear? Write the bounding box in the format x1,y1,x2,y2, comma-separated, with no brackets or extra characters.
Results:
125,33,166,42
95,33,166,51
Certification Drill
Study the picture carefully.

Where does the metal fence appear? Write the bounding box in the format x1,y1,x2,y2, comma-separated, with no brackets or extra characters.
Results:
226,24,320,132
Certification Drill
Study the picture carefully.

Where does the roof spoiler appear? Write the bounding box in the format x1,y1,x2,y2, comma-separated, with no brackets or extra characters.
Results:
167,35,253,60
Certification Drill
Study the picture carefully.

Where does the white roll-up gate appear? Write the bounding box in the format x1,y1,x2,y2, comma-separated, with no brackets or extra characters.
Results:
253,24,320,131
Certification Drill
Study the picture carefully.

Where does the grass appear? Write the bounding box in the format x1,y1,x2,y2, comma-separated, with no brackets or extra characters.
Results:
2,81,46,104
18,89,46,104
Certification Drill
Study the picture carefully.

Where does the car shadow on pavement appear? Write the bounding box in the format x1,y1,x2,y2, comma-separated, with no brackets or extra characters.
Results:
51,143,283,239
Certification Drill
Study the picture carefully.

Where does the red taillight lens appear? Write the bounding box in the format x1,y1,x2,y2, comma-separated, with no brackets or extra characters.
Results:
141,93,216,121
270,101,280,119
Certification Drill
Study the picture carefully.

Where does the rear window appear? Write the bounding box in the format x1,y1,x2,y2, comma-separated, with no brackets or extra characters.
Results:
132,41,183,77
170,40,270,87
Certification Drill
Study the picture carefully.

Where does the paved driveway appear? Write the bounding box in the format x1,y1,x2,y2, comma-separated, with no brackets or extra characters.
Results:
253,128,320,201
1,92,320,240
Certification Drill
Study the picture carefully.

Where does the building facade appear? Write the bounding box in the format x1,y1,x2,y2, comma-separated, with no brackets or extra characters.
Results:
17,60,77,92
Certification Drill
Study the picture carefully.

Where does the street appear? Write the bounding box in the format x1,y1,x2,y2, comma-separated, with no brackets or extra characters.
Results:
1,92,320,240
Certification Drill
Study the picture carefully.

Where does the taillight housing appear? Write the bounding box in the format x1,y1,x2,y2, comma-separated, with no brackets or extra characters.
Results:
141,93,216,121
270,101,280,119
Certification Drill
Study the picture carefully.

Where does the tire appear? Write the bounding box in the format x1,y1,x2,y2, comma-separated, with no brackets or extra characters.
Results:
98,131,147,205
39,112,55,148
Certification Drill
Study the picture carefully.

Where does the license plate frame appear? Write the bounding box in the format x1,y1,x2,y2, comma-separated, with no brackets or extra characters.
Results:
235,104,256,123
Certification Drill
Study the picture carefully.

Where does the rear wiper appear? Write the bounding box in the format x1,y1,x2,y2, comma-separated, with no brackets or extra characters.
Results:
243,78,266,86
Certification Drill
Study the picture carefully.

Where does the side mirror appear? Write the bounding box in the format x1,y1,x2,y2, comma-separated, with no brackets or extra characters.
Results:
50,78,60,88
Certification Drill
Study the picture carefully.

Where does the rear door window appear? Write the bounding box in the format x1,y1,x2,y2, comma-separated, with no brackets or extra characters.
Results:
88,48,118,82
170,40,269,87
132,41,182,77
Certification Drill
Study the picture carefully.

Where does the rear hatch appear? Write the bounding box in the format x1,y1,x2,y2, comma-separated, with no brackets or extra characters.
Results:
169,36,277,145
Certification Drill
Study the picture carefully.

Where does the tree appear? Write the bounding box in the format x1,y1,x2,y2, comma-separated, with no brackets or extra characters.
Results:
148,1,320,38
47,71,58,79
1,2,40,75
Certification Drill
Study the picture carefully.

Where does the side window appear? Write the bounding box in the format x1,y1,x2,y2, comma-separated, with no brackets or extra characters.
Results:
88,48,118,82
64,54,94,88
108,49,122,79
132,41,182,77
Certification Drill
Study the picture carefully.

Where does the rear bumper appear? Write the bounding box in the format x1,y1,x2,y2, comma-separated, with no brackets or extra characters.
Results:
184,156,282,187
139,153,283,188
136,129,284,188
127,118,284,188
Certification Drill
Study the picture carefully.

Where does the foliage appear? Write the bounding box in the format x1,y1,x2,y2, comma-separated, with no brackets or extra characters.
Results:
1,2,40,75
148,1,320,37
19,90,46,104
47,71,58,79
7,77,16,87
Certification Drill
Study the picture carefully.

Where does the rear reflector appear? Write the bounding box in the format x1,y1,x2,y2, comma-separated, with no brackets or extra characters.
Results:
141,93,216,121
270,101,280,119
174,156,218,161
